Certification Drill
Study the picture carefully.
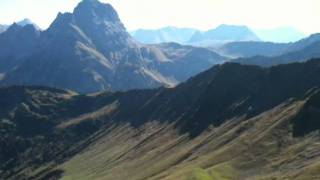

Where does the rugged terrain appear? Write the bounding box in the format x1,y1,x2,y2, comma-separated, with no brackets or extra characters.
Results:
0,0,226,93
1,0,319,93
1,59,320,180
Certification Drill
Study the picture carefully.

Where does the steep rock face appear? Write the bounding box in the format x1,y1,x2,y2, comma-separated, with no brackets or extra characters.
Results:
0,24,40,73
0,24,40,60
0,0,171,93
0,0,226,93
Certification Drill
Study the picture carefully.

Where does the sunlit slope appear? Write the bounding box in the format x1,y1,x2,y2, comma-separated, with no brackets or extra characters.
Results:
2,59,320,179
55,97,319,180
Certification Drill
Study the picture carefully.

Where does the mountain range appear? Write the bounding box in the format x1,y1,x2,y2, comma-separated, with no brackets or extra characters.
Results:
188,24,261,45
1,0,320,179
0,1,318,94
131,26,306,45
130,27,197,44
0,18,39,34
1,58,320,179
131,25,260,45
219,33,320,58
0,0,226,93
14,18,41,30
233,40,320,66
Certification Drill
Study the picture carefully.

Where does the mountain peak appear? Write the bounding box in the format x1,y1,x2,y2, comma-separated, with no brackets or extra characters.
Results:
189,24,260,44
5,23,24,34
17,18,33,25
1,22,40,41
74,0,120,23
15,18,41,30
214,24,251,32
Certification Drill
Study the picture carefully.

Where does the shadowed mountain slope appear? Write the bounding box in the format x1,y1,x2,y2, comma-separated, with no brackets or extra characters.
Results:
0,25,8,33
0,19,39,34
0,24,40,73
0,0,226,93
1,59,320,179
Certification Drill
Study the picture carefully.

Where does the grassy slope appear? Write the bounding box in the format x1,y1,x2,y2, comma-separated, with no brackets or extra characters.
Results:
3,60,320,179
38,98,319,180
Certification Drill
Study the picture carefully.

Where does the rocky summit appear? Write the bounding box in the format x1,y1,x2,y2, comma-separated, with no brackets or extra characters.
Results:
0,0,226,93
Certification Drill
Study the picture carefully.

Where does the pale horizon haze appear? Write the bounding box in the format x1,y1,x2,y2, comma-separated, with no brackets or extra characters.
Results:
0,0,319,34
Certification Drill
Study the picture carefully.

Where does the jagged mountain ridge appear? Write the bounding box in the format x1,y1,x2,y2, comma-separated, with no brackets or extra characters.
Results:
220,33,320,58
0,24,41,74
1,59,320,179
0,0,226,93
16,18,41,30
131,27,197,44
188,24,260,45
131,25,260,46
0,19,39,34
131,26,306,45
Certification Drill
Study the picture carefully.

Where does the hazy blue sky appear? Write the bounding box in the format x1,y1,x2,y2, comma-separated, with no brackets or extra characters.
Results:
0,0,319,34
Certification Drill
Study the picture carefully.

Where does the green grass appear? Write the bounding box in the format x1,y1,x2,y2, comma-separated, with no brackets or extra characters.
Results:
208,163,238,180
34,100,320,180
188,164,237,180
189,168,213,180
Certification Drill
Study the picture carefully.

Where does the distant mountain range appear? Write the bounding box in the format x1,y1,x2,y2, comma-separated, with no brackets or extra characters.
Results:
130,27,197,44
15,18,41,30
0,0,226,93
131,25,260,45
233,40,320,67
188,24,261,45
219,33,320,58
0,0,319,93
208,29,320,68
0,18,39,34
0,1,319,93
131,25,307,45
